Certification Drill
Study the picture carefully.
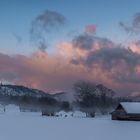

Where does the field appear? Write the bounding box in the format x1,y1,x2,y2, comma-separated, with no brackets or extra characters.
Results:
0,108,140,140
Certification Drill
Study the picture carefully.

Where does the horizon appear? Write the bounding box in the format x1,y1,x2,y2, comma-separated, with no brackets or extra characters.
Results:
1,0,140,96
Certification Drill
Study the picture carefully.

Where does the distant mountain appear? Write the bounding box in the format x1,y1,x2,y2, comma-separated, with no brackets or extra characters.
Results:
0,84,58,111
0,84,116,103
0,84,52,98
0,84,75,104
0,84,118,113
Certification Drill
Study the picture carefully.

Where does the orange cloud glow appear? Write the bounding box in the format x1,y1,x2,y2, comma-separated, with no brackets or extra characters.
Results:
1,37,140,96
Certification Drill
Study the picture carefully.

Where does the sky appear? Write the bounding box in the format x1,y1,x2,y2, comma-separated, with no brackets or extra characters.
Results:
1,0,140,96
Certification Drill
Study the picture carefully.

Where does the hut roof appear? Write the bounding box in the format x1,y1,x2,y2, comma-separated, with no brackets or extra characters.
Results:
120,102,140,114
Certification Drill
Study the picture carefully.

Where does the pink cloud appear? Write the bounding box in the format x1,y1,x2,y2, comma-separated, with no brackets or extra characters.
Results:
85,24,96,34
0,37,140,96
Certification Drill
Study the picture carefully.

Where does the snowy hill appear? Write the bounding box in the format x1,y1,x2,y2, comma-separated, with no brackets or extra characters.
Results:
0,84,58,109
0,84,52,98
0,84,116,101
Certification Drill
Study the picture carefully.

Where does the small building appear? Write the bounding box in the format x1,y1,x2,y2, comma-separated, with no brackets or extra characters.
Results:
112,102,140,121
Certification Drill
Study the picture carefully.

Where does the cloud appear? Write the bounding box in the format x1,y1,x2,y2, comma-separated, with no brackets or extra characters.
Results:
30,10,66,51
129,41,140,54
2,10,140,96
120,12,140,35
72,41,140,85
66,32,140,95
72,33,113,51
1,37,140,95
68,35,140,89
72,34,94,50
85,47,140,69
132,12,140,31
119,22,131,33
85,24,96,34
0,50,90,92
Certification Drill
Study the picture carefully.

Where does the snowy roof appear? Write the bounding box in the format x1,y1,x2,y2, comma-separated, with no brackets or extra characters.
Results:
120,102,140,114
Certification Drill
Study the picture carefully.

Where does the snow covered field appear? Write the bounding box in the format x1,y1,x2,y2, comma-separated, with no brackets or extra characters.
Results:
0,108,140,140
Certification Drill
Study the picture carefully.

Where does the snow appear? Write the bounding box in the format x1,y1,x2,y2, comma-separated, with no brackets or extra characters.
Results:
0,105,140,140
121,102,140,114
55,110,87,118
5,104,20,114
0,104,4,113
55,110,72,117
72,111,87,117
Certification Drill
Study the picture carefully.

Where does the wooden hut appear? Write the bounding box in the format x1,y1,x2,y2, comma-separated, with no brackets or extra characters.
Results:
111,102,140,121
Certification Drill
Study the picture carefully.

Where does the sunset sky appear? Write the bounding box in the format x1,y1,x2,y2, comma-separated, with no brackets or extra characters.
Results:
1,0,140,96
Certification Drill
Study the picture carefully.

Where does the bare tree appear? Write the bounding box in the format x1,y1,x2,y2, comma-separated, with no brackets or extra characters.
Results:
73,80,96,102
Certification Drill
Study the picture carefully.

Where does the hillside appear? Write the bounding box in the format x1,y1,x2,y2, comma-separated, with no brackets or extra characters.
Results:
0,84,51,98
